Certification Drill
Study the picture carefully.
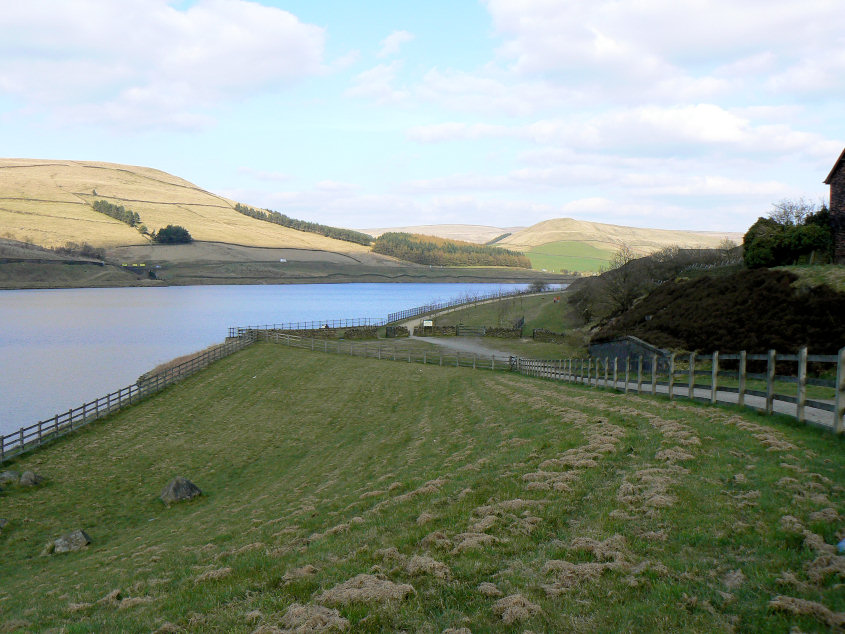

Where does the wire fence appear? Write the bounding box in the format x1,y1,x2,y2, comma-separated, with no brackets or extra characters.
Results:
0,335,255,463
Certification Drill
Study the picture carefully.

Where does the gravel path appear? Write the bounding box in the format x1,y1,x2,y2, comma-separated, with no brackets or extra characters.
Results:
408,335,513,361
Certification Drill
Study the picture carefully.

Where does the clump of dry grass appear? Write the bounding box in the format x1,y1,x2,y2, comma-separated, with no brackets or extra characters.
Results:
278,602,349,632
768,595,845,629
194,567,232,583
491,594,542,625
317,574,415,605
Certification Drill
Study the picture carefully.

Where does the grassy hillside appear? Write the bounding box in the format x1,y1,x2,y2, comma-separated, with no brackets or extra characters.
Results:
1,345,842,632
498,218,741,262
364,225,523,244
0,159,369,253
525,240,616,273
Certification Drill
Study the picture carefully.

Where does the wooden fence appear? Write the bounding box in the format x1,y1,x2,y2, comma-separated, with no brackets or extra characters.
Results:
386,287,540,323
512,347,845,433
0,335,256,463
249,329,503,371
228,317,383,338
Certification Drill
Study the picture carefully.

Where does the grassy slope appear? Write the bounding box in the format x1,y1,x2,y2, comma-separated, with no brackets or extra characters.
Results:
497,218,740,258
433,292,589,356
0,159,369,253
525,241,615,273
1,345,842,632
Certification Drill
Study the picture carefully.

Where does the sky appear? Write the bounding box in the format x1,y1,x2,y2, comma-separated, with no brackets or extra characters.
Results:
1,0,843,233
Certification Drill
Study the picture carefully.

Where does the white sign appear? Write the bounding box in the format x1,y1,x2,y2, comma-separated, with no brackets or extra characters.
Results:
423,320,434,327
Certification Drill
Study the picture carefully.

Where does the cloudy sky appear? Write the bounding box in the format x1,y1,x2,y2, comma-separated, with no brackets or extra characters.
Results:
1,0,843,232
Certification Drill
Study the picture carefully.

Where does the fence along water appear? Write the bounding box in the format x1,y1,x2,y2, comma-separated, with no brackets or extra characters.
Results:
0,336,255,463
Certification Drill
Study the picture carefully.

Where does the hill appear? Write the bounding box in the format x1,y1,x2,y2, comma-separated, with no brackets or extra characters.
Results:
496,218,743,273
1,344,842,632
0,159,369,253
591,268,845,353
363,224,523,244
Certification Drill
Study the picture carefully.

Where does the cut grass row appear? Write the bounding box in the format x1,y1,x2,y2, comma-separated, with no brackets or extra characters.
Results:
0,344,842,632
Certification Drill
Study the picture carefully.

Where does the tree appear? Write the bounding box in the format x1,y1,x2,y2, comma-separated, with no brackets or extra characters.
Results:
600,244,640,315
154,225,193,244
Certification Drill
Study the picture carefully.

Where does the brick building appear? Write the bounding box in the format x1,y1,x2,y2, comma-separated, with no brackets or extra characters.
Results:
824,147,845,263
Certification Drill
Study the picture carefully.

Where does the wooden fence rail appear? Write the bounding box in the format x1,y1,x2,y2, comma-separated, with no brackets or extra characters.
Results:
510,347,844,433
228,317,383,338
0,335,256,464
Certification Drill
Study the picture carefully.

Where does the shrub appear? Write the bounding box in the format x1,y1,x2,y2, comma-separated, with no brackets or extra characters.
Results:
154,225,193,244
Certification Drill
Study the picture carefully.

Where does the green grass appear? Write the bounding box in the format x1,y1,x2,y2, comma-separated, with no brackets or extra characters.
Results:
526,241,614,273
779,264,845,293
0,344,842,632
429,292,589,355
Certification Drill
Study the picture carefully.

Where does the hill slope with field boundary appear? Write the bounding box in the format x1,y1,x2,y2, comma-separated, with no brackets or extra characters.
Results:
0,159,369,253
0,344,841,632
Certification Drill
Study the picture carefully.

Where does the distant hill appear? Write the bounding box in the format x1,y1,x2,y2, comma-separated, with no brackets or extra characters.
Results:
363,224,523,244
496,218,743,273
0,159,369,253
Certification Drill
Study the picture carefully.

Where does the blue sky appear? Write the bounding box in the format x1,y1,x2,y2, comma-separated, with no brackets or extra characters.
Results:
1,0,843,232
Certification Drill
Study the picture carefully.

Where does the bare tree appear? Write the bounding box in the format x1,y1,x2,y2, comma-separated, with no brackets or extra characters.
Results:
768,197,821,226
600,243,640,316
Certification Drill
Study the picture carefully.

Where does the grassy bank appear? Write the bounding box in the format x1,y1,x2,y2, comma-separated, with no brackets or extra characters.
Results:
1,344,842,632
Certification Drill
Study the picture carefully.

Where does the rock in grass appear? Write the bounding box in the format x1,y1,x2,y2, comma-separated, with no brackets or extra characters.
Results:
160,477,202,505
19,471,43,486
0,471,19,485
42,529,91,555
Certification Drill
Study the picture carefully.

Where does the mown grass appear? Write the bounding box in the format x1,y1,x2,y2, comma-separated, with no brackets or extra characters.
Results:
430,292,589,356
0,344,842,632
525,241,615,273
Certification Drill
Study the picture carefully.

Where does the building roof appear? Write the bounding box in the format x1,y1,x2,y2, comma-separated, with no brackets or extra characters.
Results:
824,147,845,184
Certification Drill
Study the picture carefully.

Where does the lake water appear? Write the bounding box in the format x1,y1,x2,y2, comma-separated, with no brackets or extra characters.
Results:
0,283,536,435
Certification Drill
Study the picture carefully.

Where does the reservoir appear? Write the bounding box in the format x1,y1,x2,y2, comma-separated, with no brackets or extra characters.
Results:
0,283,534,435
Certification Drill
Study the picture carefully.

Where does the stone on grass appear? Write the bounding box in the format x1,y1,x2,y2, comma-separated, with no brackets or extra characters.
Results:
160,477,202,505
43,529,91,555
0,471,19,484
19,471,43,486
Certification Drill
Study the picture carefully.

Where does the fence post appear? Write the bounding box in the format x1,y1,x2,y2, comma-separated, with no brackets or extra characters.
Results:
668,353,675,400
797,347,808,423
38,420,43,445
688,352,696,400
766,349,776,415
624,357,630,394
651,354,658,395
834,346,844,434
738,351,747,408
587,358,592,387
637,356,643,394
613,357,618,390
711,351,719,405
492,357,495,371
604,357,609,387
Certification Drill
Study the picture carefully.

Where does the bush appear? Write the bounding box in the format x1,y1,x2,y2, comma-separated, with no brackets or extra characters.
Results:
154,225,193,244
743,201,834,268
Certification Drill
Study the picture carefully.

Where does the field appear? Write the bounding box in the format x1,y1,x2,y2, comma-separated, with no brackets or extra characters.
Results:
0,159,370,252
1,344,842,632
524,241,615,273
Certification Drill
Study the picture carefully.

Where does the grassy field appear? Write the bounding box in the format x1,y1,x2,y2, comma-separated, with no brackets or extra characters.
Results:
1,344,842,632
525,241,615,273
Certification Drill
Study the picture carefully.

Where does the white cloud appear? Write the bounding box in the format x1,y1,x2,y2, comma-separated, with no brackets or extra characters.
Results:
0,0,326,129
345,62,408,102
378,30,414,58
